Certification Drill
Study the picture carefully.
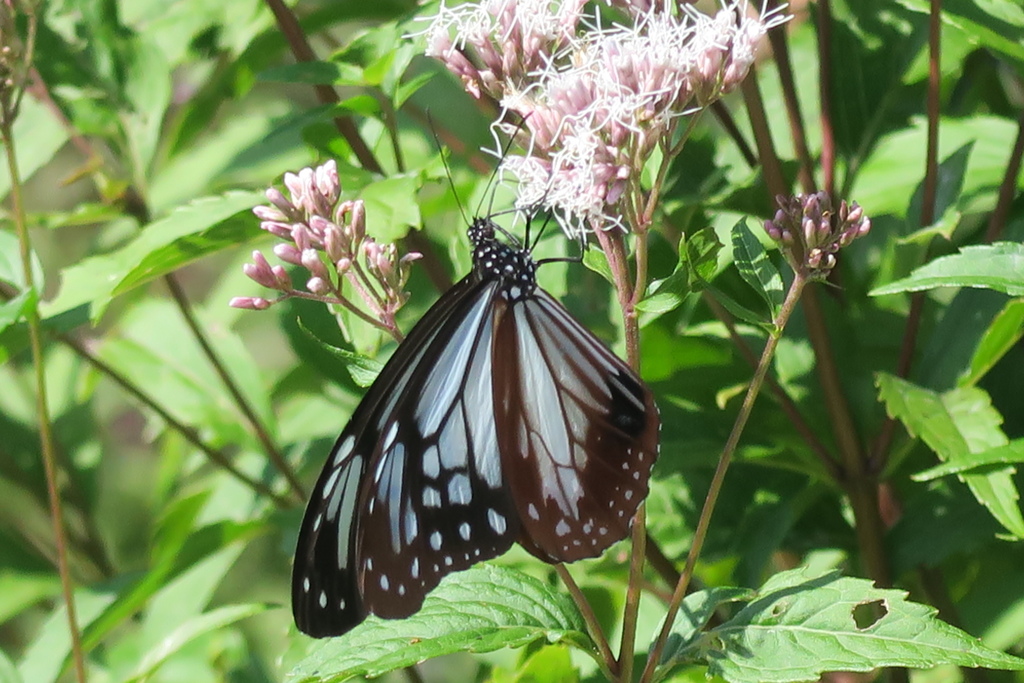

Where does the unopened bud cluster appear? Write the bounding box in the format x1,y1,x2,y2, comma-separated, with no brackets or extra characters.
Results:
764,192,871,279
425,0,788,235
231,160,421,338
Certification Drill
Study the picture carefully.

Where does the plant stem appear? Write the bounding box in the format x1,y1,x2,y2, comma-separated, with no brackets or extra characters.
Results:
164,276,307,503
2,105,88,683
556,565,619,681
60,335,293,508
640,271,809,683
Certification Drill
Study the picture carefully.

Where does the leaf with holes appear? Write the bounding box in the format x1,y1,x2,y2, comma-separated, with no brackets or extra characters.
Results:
286,565,591,683
656,568,1024,683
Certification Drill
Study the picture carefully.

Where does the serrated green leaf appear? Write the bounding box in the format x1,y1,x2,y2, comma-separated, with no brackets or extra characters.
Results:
661,568,1024,683
286,565,591,683
297,318,384,387
658,587,753,664
682,227,723,288
732,219,783,319
913,440,1024,481
960,298,1024,387
706,284,774,330
877,373,1024,538
870,243,1024,297
44,190,266,323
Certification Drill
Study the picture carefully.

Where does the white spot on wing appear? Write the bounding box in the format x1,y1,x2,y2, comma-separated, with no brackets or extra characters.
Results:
487,509,507,534
448,472,471,504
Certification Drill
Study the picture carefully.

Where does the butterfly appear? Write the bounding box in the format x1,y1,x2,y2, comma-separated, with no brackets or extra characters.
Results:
292,214,660,637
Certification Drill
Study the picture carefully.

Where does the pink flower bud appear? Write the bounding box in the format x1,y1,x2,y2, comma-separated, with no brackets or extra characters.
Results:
301,249,327,279
273,243,302,265
271,265,292,289
265,187,294,216
230,296,272,310
307,277,329,294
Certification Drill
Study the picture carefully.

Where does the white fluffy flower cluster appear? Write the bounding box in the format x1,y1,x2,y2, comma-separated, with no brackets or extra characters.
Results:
427,0,788,236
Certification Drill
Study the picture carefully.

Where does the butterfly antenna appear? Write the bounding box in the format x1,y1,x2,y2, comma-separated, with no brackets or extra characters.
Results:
429,113,471,228
478,117,525,221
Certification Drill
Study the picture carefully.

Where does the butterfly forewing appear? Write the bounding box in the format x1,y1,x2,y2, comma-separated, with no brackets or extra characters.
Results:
493,291,659,562
356,284,519,617
293,276,505,636
292,436,367,637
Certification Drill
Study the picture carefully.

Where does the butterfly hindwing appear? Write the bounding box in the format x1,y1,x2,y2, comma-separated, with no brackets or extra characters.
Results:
492,290,659,562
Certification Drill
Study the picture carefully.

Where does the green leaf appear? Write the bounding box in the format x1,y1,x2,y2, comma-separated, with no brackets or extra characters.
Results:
913,440,1024,481
44,190,266,323
0,230,44,290
286,565,591,682
0,290,34,335
731,219,783,319
394,71,435,109
682,227,723,288
897,0,1024,62
18,589,116,683
0,571,60,624
877,373,1024,538
659,568,1024,683
127,603,270,682
360,175,422,243
582,248,614,285
960,298,1024,387
870,243,1024,297
0,97,68,199
0,648,22,683
297,318,384,387
259,60,365,86
658,587,753,664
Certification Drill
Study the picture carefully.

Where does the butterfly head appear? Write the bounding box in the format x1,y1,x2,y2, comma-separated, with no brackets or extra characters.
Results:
468,217,537,302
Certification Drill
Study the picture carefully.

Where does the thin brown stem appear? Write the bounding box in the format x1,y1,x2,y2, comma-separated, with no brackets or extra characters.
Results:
640,272,809,683
741,70,787,199
556,565,619,681
817,0,836,198
61,334,293,508
703,292,839,478
3,72,88,683
767,0,814,193
983,107,1024,244
618,505,647,682
163,276,306,502
710,100,758,168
